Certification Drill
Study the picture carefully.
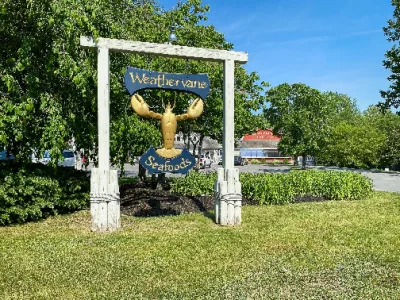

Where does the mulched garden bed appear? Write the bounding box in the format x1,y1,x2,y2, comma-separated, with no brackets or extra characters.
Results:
120,181,257,217
120,181,329,217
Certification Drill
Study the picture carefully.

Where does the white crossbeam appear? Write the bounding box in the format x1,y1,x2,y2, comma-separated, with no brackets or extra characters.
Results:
80,36,248,64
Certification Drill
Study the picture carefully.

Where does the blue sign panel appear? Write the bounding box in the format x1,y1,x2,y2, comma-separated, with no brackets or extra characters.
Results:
139,147,196,174
124,67,210,100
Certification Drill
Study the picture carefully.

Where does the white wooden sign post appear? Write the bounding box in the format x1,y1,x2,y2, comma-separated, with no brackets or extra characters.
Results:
80,36,248,231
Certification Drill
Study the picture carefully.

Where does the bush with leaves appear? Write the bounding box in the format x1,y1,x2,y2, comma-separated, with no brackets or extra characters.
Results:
0,162,89,225
171,170,373,205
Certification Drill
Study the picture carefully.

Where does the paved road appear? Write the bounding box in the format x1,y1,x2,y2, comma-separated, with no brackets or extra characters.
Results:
85,163,400,193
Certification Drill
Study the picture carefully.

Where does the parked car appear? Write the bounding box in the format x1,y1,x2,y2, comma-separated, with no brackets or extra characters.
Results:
31,152,39,163
234,156,248,166
0,149,15,161
39,150,75,167
297,155,315,167
61,150,75,167
39,150,51,165
198,154,212,169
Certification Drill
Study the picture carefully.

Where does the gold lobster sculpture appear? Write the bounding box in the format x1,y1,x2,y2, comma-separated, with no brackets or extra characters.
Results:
131,94,204,158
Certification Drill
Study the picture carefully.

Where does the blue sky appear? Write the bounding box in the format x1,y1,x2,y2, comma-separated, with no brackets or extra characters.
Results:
159,0,394,111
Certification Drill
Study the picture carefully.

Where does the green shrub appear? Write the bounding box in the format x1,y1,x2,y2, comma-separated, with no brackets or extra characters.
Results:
171,171,216,196
170,170,373,205
0,162,89,225
283,158,290,165
119,177,139,186
250,159,259,165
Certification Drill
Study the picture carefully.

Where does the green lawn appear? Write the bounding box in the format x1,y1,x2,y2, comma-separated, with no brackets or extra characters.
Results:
0,192,399,299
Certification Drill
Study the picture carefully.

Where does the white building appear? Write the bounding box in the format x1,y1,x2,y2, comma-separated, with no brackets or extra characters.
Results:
174,132,222,162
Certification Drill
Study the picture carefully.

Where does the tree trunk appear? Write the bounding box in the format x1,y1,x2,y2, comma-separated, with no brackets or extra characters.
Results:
192,142,197,157
157,173,166,190
150,173,166,190
138,163,147,182
151,174,157,189
195,135,205,169
302,153,307,170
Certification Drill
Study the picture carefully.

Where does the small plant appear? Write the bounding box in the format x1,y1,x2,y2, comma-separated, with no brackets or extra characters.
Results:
119,177,139,185
283,158,290,165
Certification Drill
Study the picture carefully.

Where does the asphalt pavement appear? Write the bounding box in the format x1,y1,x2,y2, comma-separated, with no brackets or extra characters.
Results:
85,163,400,193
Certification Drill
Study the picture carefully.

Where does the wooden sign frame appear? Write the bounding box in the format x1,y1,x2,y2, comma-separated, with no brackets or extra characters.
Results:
80,36,248,231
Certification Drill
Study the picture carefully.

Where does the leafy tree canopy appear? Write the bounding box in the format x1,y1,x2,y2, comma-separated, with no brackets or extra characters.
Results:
0,0,267,168
316,105,400,169
264,83,357,166
380,0,400,111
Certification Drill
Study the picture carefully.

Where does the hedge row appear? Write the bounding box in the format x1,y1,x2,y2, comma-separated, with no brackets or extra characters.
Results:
170,170,373,204
0,162,90,225
1,164,373,225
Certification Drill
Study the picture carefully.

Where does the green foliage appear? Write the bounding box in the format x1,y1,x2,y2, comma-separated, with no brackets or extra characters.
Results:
118,176,139,186
265,83,322,157
319,121,386,169
366,106,400,168
380,120,400,168
110,114,161,173
250,159,260,164
0,0,267,167
171,171,216,196
317,106,400,169
283,158,290,164
264,85,359,166
0,162,89,225
171,170,373,204
380,0,400,111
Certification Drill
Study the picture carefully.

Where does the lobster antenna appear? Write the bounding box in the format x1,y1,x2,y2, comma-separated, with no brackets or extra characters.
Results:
172,92,177,109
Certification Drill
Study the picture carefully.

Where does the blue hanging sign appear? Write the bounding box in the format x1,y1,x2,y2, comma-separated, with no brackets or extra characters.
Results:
124,67,210,100
139,147,196,174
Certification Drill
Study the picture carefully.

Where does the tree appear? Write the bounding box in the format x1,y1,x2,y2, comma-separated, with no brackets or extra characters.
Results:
364,106,400,168
0,0,266,169
133,2,268,157
264,83,353,168
314,92,360,165
316,105,400,170
380,0,400,111
380,119,400,168
321,120,386,169
0,0,160,165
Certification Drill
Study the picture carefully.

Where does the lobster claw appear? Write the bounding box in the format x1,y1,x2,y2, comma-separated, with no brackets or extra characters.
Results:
131,94,150,117
186,98,204,119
